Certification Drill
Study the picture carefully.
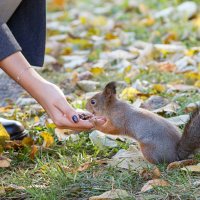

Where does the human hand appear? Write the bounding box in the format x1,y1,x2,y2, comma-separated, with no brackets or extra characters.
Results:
34,82,94,130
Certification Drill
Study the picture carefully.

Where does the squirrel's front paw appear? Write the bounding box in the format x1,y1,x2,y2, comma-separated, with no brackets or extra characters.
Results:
89,116,107,128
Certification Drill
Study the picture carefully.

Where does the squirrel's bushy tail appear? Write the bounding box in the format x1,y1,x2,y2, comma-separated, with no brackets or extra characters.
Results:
177,107,200,160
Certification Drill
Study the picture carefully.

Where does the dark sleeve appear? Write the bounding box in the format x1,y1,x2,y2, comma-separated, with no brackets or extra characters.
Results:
0,23,22,61
7,0,46,67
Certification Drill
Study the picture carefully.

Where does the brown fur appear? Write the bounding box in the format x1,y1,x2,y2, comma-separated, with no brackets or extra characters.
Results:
86,82,200,164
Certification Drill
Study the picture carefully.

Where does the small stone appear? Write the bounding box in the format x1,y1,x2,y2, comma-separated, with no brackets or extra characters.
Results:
16,98,38,107
141,96,169,111
89,130,118,149
77,80,100,92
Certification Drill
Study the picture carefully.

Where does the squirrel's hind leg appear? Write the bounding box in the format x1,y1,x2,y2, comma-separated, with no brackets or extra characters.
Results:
139,143,161,164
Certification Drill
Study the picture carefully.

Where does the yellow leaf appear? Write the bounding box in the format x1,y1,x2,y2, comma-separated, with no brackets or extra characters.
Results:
0,186,5,194
0,105,13,112
91,16,107,27
105,32,118,40
79,16,87,25
90,67,104,75
162,32,178,44
34,116,40,123
184,72,200,80
62,47,72,55
123,65,132,73
0,156,11,168
22,137,34,147
185,49,196,57
193,15,200,27
40,132,54,148
45,122,56,129
120,87,140,101
195,80,200,88
0,123,10,148
53,0,65,7
141,17,155,26
152,84,166,93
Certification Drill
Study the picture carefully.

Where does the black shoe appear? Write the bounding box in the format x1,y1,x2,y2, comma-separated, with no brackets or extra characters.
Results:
0,118,27,140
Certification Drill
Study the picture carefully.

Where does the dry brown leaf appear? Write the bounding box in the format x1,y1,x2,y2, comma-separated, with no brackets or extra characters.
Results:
0,105,13,112
5,184,25,192
141,179,169,193
62,160,107,173
139,167,161,180
89,189,129,200
0,156,11,168
158,62,176,72
167,159,198,171
30,145,38,160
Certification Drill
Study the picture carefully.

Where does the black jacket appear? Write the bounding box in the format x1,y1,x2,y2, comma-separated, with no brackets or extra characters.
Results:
0,0,46,67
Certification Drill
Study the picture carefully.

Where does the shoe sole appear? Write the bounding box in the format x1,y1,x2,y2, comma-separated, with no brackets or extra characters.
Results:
10,130,28,140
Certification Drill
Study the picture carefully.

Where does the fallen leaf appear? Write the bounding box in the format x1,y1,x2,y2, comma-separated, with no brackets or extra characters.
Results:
120,87,140,101
40,132,54,148
55,128,80,141
185,102,200,112
167,159,198,170
4,140,23,150
0,186,5,194
53,0,65,7
158,62,176,72
90,66,104,76
0,123,10,147
152,84,166,93
139,167,161,180
181,165,200,172
108,145,151,171
0,156,11,168
30,145,38,160
141,179,169,193
4,184,25,192
153,102,179,114
89,189,129,200
22,137,34,147
167,114,190,126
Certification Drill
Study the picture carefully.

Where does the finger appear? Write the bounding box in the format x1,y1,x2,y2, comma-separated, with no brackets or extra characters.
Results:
54,99,80,124
57,115,94,130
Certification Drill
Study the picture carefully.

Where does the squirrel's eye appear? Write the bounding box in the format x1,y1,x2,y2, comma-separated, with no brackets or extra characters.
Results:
91,99,96,105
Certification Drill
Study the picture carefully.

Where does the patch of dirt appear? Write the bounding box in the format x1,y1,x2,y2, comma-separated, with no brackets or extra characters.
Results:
0,72,25,106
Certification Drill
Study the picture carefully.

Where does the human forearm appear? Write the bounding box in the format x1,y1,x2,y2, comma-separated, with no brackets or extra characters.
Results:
0,52,94,130
0,52,48,102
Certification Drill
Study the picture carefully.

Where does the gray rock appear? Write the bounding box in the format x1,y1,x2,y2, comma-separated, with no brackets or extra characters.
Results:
16,98,38,107
77,80,100,92
89,130,118,149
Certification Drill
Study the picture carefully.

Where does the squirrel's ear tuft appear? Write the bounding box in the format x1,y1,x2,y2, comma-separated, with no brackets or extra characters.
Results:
103,82,117,99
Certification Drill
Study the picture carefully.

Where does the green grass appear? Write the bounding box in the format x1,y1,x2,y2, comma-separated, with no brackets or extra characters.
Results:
1,0,200,199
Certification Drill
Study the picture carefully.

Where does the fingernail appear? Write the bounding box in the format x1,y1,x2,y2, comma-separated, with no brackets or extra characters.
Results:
72,115,79,123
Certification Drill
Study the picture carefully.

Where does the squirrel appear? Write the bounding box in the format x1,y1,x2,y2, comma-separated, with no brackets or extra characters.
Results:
86,82,200,164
